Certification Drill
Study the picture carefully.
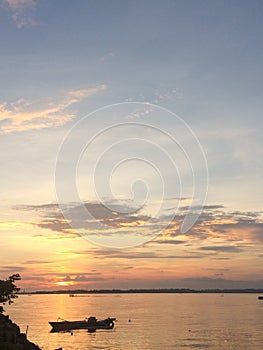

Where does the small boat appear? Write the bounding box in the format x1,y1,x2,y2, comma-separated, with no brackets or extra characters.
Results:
258,296,263,300
49,316,116,332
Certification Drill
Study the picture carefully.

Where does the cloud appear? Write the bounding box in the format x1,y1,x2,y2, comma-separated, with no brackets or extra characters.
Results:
14,203,59,212
4,0,35,8
16,200,152,238
179,204,225,211
0,85,107,134
22,275,50,282
15,200,263,255
59,274,106,283
151,88,183,104
199,245,243,253
149,238,186,245
2,0,37,28
168,277,263,290
67,85,107,99
0,266,26,274
70,248,204,260
16,272,263,290
125,88,183,106
22,259,56,264
126,104,155,120
100,51,115,62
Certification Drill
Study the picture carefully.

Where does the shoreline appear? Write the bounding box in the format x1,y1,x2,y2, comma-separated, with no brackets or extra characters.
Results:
0,312,41,350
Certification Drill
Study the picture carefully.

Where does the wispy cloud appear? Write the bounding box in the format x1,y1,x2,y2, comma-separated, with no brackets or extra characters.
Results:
199,245,243,253
70,248,204,260
126,103,155,120
100,50,115,62
125,87,183,120
2,0,37,28
67,85,106,99
151,88,183,104
125,88,183,115
0,265,26,274
22,259,56,265
0,85,106,134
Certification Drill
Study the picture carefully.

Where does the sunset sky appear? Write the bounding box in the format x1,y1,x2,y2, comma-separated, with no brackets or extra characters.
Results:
1,0,263,291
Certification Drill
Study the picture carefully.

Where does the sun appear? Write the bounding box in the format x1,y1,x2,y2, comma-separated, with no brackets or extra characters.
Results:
55,281,74,287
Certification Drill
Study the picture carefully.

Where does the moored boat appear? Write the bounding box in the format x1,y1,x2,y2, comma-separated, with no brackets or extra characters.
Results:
49,316,116,332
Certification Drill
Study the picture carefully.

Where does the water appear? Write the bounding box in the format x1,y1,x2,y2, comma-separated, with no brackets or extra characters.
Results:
4,293,263,349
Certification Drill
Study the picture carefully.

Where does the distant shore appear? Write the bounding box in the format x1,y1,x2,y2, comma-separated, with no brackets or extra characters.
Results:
19,288,263,295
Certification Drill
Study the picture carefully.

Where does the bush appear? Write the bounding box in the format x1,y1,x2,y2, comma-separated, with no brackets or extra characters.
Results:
0,275,21,305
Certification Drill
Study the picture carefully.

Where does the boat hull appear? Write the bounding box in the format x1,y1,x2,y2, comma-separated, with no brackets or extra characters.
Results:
49,317,116,332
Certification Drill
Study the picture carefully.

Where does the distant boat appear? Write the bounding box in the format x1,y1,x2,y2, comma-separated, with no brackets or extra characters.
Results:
49,316,116,332
258,296,263,300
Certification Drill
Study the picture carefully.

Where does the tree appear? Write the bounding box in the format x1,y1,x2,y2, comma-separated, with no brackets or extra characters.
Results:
0,274,21,305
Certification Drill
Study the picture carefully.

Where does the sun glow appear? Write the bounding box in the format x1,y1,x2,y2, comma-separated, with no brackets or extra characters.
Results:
55,281,74,286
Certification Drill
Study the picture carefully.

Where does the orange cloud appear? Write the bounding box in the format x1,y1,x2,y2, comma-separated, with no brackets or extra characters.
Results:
0,85,107,134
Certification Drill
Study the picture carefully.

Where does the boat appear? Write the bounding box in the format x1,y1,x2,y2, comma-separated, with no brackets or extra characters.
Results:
258,296,263,300
49,316,116,332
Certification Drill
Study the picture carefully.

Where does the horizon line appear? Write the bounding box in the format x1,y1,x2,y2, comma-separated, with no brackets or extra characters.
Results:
18,288,263,295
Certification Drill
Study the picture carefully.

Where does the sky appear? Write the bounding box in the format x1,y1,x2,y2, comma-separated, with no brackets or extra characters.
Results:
0,0,263,291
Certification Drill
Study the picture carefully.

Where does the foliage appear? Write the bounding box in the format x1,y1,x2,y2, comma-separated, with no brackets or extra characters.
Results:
0,343,18,350
0,274,21,304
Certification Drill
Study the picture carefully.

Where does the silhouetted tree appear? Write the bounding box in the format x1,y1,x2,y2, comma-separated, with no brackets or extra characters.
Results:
0,274,21,304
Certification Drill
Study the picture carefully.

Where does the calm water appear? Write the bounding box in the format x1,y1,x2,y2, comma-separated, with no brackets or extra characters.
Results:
4,293,263,350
